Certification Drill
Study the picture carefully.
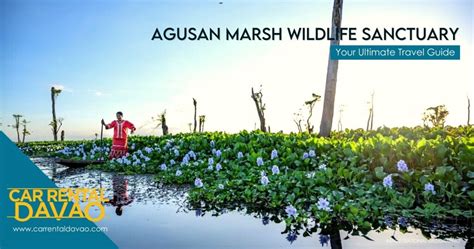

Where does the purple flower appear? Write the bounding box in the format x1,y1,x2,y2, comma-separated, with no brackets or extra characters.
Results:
303,152,309,159
317,198,332,211
237,151,244,159
271,149,278,160
319,164,327,170
194,178,203,188
309,150,316,158
182,155,190,165
383,174,393,188
424,183,436,194
257,157,264,166
174,149,180,157
285,205,297,217
215,149,222,157
160,163,167,170
397,160,409,172
207,165,213,171
208,157,214,165
398,217,408,227
175,169,182,176
384,216,393,227
210,140,215,148
271,165,280,175
260,175,269,185
169,159,175,165
218,183,224,189
262,216,270,225
188,150,196,160
215,163,222,171
286,231,297,244
319,234,329,246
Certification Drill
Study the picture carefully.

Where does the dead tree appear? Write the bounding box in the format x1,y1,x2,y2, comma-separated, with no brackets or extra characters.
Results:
199,115,206,132
21,119,31,143
251,86,267,132
468,96,471,126
193,98,197,133
319,0,344,137
50,86,62,141
293,108,303,133
152,110,169,135
366,92,374,131
337,105,344,131
304,93,321,133
9,114,22,143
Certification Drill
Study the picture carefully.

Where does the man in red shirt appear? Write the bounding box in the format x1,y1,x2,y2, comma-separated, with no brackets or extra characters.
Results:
102,111,136,159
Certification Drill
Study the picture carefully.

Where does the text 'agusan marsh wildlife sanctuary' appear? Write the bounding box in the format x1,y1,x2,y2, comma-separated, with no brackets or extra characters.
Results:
151,27,460,41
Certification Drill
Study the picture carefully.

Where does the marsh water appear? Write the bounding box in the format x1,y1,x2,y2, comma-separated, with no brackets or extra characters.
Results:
32,158,468,249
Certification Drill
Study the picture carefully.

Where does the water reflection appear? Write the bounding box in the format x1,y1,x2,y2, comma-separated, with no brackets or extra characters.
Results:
31,158,468,249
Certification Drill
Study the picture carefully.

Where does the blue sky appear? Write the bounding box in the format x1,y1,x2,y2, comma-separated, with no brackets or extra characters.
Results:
1,0,472,141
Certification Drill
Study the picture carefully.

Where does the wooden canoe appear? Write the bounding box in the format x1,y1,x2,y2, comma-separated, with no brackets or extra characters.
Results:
55,158,106,168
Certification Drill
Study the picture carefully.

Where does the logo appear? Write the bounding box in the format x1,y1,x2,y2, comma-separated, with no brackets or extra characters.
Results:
8,188,108,222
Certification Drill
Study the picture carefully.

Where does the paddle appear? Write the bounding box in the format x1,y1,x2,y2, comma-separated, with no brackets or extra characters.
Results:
100,119,105,160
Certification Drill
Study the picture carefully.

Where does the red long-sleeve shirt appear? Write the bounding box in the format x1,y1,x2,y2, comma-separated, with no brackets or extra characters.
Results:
106,120,135,139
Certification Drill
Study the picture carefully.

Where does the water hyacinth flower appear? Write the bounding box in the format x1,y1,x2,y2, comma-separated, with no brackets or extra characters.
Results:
303,152,309,159
237,151,244,159
194,178,204,188
215,149,222,158
424,183,436,194
397,160,409,172
182,155,190,165
319,234,330,246
218,184,224,190
398,217,408,227
208,158,214,165
174,149,180,157
262,216,270,225
286,230,297,244
271,165,280,175
170,159,176,165
188,150,196,160
383,174,393,188
260,175,269,185
210,140,215,148
271,149,278,160
317,198,332,211
175,170,182,176
309,150,316,158
384,216,393,227
260,171,266,177
285,205,297,217
144,147,153,154
215,163,222,171
319,164,327,170
257,157,264,166
160,163,167,170
207,165,213,171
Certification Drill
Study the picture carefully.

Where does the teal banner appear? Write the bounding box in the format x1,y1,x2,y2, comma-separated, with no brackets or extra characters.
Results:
330,45,460,60
0,132,117,249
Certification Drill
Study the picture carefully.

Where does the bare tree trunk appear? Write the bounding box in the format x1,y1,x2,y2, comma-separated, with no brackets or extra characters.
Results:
193,98,197,133
370,92,374,130
251,87,267,132
319,0,343,137
51,87,58,141
60,130,65,141
468,96,471,126
329,230,342,249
